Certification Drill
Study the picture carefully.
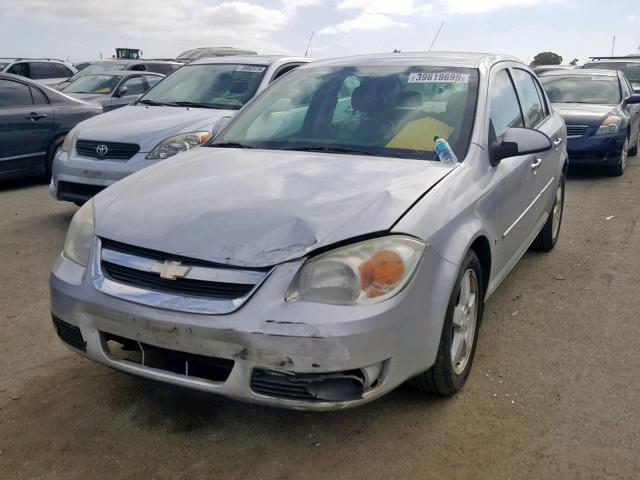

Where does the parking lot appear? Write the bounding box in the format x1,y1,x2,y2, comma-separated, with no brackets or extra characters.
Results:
0,154,638,479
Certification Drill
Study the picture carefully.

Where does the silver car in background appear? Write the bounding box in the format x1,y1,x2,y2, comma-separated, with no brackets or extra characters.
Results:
49,55,310,204
61,71,164,112
51,52,567,410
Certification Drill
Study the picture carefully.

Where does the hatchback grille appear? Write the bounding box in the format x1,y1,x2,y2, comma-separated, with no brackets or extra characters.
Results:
76,140,140,160
52,315,86,351
566,125,589,137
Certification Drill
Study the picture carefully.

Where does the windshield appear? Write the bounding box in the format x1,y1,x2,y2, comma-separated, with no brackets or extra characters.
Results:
138,64,267,109
63,74,121,94
212,66,478,161
540,75,621,104
583,62,640,82
0,62,8,70
68,63,128,82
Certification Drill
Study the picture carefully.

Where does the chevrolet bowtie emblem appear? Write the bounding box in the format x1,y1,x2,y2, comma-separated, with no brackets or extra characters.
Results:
150,260,190,280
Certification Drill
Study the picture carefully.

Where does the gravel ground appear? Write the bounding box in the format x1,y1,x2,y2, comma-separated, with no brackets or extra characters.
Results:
1,155,639,480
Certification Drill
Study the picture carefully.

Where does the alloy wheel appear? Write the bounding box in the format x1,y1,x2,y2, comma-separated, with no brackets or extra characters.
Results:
451,269,479,375
552,183,563,240
620,138,629,171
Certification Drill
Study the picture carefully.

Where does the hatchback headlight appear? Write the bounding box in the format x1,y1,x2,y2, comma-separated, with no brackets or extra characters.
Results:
146,131,210,160
595,115,621,136
285,236,425,306
63,200,95,266
60,127,80,153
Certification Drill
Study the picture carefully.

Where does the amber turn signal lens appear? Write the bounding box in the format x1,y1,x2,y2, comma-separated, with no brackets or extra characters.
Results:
360,250,405,297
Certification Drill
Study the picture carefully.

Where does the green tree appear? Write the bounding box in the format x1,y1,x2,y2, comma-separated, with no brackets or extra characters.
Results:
533,51,563,66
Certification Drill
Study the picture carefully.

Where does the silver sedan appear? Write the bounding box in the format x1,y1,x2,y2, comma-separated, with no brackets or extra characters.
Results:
50,52,567,410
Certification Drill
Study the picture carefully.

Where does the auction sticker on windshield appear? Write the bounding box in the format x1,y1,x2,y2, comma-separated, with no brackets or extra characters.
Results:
237,66,266,73
408,72,470,83
591,76,616,81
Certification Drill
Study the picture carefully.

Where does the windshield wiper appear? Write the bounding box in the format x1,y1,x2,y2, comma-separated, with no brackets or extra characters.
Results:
212,142,254,149
138,99,169,106
168,101,220,109
282,145,375,156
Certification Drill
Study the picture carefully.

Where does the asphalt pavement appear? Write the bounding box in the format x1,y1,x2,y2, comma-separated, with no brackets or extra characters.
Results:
1,155,639,479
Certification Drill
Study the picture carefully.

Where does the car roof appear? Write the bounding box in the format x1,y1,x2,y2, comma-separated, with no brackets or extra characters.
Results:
189,55,309,66
76,70,164,77
297,51,522,69
540,68,619,77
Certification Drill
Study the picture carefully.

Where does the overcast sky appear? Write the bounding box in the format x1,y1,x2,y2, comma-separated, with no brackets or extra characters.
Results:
1,0,638,64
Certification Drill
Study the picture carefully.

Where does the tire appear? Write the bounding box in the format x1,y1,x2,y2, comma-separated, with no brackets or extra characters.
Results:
532,175,565,252
409,250,484,395
608,137,628,177
44,135,65,180
629,132,639,157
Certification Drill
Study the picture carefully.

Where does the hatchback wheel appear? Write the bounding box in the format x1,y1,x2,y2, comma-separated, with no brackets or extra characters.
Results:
410,250,483,395
608,137,628,177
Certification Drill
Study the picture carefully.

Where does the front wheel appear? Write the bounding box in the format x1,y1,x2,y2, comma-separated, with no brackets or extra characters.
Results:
608,137,628,177
532,175,565,252
409,250,484,395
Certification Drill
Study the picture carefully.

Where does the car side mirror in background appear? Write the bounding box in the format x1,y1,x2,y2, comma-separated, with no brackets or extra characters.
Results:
490,127,552,166
623,95,640,105
115,86,128,97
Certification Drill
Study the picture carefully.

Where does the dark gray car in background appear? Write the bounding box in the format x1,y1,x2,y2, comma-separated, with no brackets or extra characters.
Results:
61,71,164,112
0,73,102,180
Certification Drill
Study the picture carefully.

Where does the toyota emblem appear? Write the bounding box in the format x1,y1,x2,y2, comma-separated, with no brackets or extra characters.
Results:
96,144,108,156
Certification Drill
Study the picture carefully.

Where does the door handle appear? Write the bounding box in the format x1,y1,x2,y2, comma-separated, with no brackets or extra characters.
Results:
553,137,563,146
531,158,542,171
25,112,47,121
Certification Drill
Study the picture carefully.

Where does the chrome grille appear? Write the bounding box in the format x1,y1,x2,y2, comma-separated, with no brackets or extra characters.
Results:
566,125,590,138
93,238,271,314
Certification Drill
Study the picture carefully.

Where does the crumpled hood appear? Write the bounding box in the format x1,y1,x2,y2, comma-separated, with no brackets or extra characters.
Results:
552,103,616,126
94,148,455,267
74,105,236,152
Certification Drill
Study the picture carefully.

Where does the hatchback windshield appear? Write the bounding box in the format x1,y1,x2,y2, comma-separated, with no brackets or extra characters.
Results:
138,64,268,109
540,75,621,104
213,66,479,161
63,74,121,94
583,62,640,82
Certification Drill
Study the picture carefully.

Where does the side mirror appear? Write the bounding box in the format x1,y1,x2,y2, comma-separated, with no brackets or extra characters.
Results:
115,85,128,97
623,95,640,105
490,127,552,166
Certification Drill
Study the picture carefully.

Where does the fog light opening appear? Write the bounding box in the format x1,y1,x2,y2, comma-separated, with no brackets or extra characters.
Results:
362,361,385,390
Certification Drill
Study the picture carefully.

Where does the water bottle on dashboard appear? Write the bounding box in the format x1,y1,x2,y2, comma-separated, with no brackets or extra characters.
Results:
434,136,458,164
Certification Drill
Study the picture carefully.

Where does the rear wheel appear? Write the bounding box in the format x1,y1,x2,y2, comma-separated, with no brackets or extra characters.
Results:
608,137,628,177
532,175,565,252
410,250,483,395
44,135,65,180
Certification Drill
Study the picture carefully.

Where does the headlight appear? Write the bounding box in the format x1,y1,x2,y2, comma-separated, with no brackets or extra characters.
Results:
60,127,80,153
595,116,621,136
146,131,210,160
285,236,425,306
63,200,95,266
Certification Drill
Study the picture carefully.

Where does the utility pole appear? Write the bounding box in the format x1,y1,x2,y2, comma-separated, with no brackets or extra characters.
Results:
611,35,616,56
428,22,445,52
305,31,315,57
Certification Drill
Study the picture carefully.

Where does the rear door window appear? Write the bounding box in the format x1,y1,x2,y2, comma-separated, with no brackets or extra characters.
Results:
54,63,73,78
147,63,172,74
121,76,145,95
512,68,545,127
489,69,524,140
30,86,49,104
0,79,34,107
7,62,29,77
30,62,57,79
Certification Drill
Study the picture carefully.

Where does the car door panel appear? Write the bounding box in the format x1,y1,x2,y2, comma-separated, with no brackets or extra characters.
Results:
0,79,53,173
487,67,539,280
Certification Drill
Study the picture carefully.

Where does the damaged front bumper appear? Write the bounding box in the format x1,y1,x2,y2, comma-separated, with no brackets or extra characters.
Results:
50,239,454,411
